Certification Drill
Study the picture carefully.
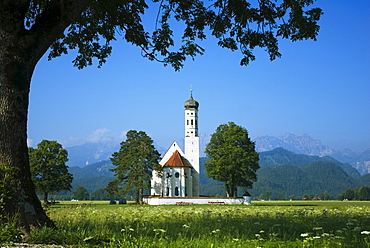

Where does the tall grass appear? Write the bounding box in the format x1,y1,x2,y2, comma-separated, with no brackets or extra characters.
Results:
5,201,370,247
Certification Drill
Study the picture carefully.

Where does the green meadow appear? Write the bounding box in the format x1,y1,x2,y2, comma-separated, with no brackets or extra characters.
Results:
5,201,370,247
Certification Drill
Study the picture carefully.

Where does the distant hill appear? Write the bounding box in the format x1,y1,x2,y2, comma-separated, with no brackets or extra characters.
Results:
200,148,368,198
255,133,370,175
67,148,369,198
72,176,115,193
250,161,370,199
65,133,370,175
69,160,114,179
259,147,360,178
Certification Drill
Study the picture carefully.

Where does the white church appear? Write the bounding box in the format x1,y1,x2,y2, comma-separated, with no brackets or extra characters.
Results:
150,91,200,197
144,92,249,205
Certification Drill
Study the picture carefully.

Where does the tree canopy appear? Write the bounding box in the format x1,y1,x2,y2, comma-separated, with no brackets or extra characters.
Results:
29,140,73,204
0,0,322,229
204,122,260,197
107,130,161,203
12,0,323,71
72,186,90,200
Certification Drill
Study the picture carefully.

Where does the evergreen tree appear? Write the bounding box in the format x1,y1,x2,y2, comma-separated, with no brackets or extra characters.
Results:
0,0,322,229
107,130,161,204
205,122,259,197
29,140,73,205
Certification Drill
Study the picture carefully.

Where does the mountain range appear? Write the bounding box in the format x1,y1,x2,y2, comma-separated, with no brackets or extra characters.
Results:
66,147,370,199
66,133,370,175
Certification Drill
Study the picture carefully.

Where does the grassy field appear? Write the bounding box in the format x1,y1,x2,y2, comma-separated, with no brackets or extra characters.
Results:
6,201,370,247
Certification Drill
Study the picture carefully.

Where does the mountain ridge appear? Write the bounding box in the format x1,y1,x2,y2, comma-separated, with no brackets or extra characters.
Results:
67,148,370,198
65,132,370,175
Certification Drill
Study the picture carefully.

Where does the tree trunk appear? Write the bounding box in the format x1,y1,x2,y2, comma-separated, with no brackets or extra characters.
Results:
43,192,49,205
225,183,231,197
0,34,52,231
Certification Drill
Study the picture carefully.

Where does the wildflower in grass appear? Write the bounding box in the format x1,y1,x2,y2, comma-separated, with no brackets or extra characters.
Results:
254,222,260,225
300,233,309,237
260,230,265,233
153,229,166,233
233,238,239,242
346,222,354,226
361,231,370,235
211,229,220,234
182,224,190,228
313,236,321,239
313,227,323,230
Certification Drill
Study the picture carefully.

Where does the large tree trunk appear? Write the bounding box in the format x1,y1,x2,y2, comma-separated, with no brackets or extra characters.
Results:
0,0,92,231
0,48,52,230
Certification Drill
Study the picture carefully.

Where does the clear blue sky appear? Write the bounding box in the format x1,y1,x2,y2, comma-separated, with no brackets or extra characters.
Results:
28,0,370,152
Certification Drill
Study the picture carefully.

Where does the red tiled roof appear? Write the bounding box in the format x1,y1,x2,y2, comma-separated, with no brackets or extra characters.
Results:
163,150,192,168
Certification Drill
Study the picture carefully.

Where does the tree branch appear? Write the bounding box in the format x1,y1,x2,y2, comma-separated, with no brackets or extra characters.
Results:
24,0,93,65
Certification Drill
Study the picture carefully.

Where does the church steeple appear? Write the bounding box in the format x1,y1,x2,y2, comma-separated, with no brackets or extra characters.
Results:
184,90,199,137
184,90,200,196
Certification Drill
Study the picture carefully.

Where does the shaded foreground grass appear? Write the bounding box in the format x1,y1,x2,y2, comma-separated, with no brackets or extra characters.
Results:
6,201,370,247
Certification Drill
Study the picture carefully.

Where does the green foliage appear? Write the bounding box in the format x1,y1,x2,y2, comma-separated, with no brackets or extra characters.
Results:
0,214,22,244
339,187,370,201
18,0,322,71
107,130,161,203
205,122,259,197
72,186,90,200
29,140,73,204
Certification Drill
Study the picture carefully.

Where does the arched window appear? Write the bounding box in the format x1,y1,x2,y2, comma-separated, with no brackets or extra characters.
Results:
166,187,169,196
175,172,179,178
191,119,193,125
175,187,179,196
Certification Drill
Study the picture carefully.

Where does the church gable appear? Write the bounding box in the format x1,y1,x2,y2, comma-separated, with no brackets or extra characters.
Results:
163,150,192,168
159,141,184,166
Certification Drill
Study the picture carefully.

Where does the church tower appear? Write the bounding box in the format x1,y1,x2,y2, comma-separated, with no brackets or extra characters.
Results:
184,90,200,196
150,91,200,197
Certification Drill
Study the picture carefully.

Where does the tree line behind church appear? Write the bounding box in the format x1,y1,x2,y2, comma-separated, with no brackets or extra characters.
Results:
31,134,370,202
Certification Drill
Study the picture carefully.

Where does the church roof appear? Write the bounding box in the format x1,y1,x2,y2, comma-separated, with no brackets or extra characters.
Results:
184,95,199,110
163,150,192,168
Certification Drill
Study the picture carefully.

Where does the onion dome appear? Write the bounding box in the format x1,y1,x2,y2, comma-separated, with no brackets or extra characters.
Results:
184,91,199,109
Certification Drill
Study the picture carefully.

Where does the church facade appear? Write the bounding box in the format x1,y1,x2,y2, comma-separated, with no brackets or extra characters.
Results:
151,93,200,197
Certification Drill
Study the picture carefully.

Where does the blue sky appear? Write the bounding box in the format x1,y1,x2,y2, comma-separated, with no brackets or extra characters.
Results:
28,0,370,152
